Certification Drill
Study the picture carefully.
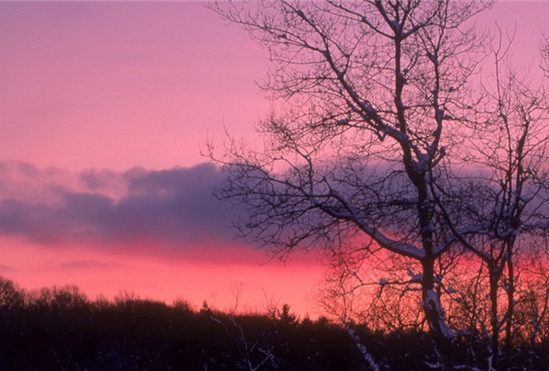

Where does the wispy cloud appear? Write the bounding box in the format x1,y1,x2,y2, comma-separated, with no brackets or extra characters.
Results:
58,260,126,271
0,161,240,257
0,264,17,273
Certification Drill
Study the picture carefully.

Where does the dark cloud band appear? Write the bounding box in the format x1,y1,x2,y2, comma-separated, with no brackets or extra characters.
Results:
0,162,239,256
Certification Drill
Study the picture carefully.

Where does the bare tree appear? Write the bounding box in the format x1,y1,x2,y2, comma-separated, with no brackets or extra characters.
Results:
208,0,493,338
513,252,549,346
210,314,278,371
542,35,549,76
317,241,427,333
434,28,549,365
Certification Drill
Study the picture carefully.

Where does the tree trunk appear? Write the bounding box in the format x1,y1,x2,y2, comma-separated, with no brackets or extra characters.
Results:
421,256,453,338
488,261,500,368
504,244,515,364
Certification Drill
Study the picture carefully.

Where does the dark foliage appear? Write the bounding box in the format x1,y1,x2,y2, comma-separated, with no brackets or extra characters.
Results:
0,277,548,370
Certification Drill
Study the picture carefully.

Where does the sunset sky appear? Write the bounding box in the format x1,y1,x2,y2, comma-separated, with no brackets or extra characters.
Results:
0,1,548,317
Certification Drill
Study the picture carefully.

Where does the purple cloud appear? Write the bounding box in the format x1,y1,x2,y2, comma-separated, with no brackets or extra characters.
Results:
0,162,239,254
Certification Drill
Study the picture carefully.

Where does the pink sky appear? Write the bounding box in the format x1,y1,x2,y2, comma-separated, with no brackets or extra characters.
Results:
0,1,548,318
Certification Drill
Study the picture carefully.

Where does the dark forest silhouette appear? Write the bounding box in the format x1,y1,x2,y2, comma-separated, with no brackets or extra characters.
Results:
0,276,548,370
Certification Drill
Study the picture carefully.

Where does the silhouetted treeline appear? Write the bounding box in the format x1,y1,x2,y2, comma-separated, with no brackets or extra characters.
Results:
0,277,548,370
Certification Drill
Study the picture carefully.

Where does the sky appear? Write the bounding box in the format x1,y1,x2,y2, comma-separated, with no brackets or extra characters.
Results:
0,1,548,318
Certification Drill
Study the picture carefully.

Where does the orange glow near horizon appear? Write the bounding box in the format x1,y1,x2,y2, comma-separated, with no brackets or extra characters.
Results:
0,236,324,318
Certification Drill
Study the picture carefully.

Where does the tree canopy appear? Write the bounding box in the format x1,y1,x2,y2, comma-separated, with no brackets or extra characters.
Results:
209,0,549,365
